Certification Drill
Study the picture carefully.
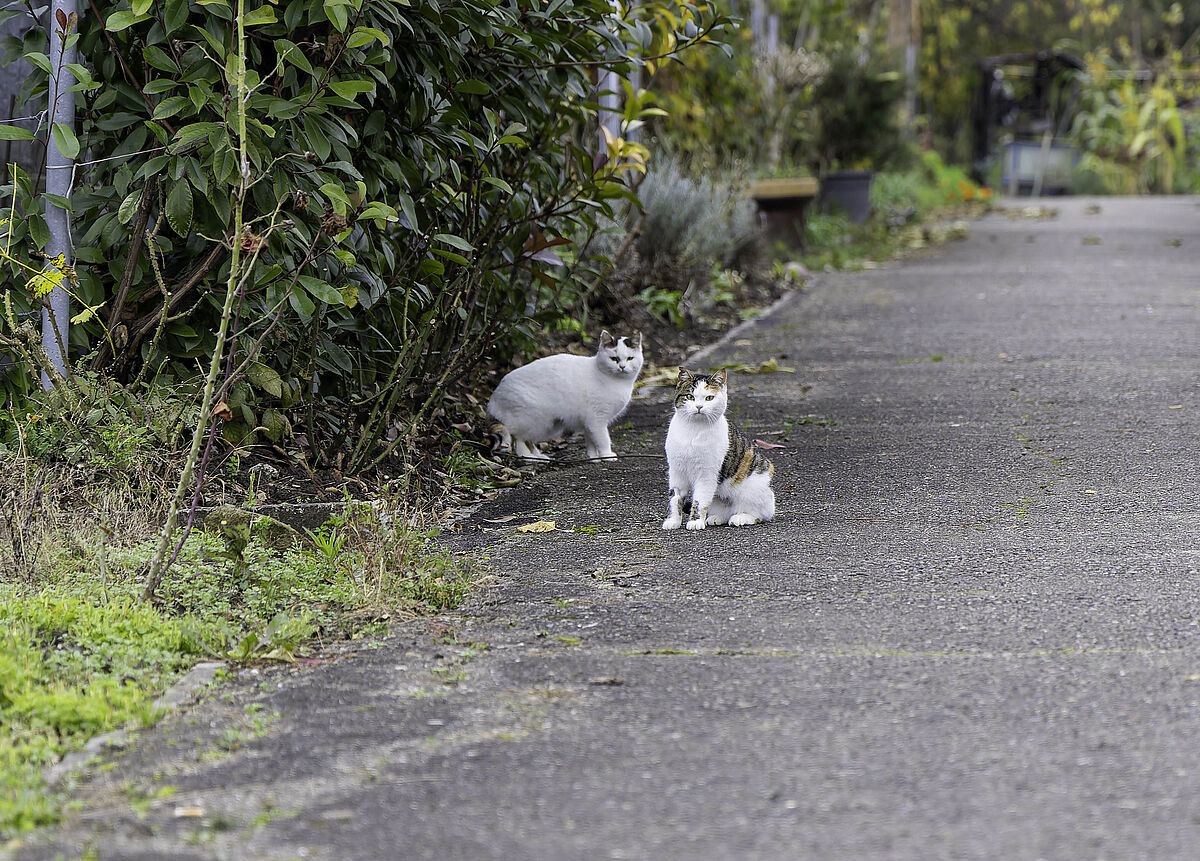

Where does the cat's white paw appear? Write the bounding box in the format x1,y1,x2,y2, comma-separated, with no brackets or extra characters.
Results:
685,519,706,531
706,515,728,526
728,513,759,527
661,517,682,531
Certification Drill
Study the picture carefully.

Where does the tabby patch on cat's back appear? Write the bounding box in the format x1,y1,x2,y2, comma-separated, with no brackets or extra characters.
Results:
487,330,643,462
662,368,776,530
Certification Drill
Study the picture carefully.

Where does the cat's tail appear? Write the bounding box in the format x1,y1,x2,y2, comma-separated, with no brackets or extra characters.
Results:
486,420,512,454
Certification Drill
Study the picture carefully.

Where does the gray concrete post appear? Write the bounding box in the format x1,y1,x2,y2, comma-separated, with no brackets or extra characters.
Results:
41,0,78,387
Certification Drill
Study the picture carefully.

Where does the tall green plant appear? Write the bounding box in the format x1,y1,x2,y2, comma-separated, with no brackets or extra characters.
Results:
1071,62,1187,194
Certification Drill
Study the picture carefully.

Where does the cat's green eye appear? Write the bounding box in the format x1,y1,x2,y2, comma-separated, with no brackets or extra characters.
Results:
705,395,715,401
611,356,619,361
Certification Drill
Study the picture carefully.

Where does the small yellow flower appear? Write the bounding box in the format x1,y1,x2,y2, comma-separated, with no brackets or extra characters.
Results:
25,413,42,423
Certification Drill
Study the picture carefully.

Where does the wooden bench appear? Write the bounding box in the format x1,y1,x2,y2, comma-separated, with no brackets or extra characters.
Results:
750,177,820,250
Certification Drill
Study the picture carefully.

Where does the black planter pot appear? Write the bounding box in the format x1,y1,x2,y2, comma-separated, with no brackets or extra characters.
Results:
818,170,874,223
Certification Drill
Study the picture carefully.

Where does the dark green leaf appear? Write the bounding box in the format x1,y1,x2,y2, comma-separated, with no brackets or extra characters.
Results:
105,10,150,32
432,248,470,266
396,191,418,232
143,45,177,73
213,146,239,184
302,115,331,161
288,283,316,317
434,233,474,252
23,52,51,74
168,122,221,155
242,5,277,26
454,79,491,95
481,176,514,194
0,126,34,142
297,275,344,305
143,79,178,95
164,0,188,34
153,96,191,120
51,123,81,159
165,179,193,237
43,193,73,212
327,80,374,100
117,187,143,224
28,213,49,249
323,0,349,31
274,39,313,74
245,362,284,397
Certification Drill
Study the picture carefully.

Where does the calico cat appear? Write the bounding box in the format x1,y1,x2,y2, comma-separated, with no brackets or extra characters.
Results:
488,330,644,461
662,368,775,530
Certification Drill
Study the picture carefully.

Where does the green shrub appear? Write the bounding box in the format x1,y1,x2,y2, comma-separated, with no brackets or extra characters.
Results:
591,155,762,325
813,49,905,172
1,0,728,471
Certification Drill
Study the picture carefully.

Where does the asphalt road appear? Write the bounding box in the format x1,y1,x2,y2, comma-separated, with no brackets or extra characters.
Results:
13,196,1200,861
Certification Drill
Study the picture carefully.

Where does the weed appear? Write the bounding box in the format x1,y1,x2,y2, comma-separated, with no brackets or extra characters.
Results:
213,517,253,590
431,667,468,686
637,285,687,327
304,524,348,563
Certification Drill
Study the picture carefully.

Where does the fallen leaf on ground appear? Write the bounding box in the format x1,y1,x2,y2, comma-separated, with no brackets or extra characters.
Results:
174,806,205,818
753,439,787,449
516,520,556,533
718,358,796,374
483,514,523,523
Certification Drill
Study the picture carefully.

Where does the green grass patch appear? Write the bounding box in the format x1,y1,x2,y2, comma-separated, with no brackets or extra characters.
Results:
0,498,477,838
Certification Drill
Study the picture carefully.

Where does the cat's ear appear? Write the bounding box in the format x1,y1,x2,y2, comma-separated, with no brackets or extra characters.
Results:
634,331,643,349
710,369,728,388
677,368,693,384
599,329,615,349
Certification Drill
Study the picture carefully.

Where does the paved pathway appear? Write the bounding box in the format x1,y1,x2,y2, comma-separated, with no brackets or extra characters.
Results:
14,196,1200,860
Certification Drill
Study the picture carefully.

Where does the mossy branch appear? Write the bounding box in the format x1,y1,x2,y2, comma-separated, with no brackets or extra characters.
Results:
142,0,251,603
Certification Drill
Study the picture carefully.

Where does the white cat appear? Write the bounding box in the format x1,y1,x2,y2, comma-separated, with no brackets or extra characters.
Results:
662,368,775,530
488,331,644,461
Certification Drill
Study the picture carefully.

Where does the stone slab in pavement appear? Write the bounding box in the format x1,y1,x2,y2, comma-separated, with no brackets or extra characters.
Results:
10,196,1200,861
